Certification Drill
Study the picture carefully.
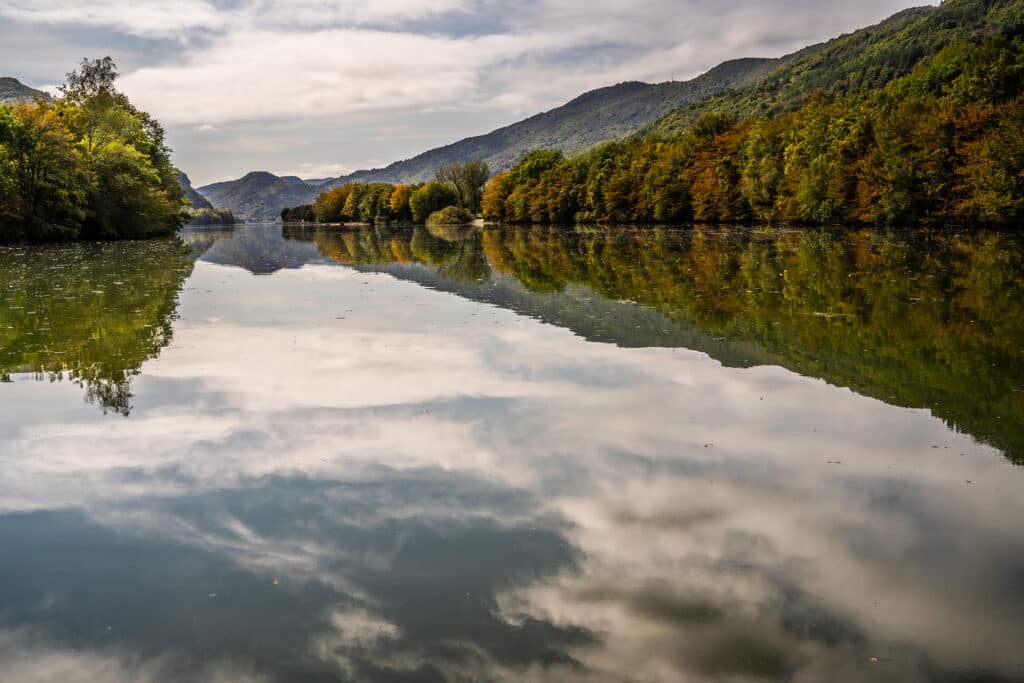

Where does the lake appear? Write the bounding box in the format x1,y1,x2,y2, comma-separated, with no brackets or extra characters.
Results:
1,223,1022,683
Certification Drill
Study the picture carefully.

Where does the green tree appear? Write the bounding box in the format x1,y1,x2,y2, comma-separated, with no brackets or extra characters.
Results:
0,102,87,241
409,181,459,223
436,160,490,213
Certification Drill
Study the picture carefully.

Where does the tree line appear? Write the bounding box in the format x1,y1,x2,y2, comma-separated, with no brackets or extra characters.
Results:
0,58,189,243
282,161,489,226
482,38,1024,227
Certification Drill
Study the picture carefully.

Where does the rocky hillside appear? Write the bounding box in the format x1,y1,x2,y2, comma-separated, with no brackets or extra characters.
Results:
176,170,214,210
0,77,52,105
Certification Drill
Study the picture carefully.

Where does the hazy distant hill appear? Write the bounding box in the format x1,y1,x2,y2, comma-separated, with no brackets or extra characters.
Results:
0,77,52,105
198,172,322,222
196,59,781,221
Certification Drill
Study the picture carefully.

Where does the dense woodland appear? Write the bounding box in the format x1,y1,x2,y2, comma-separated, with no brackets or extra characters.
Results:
483,33,1024,227
0,59,189,243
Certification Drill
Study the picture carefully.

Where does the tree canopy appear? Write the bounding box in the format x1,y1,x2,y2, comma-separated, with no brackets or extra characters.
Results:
0,57,187,243
436,160,490,213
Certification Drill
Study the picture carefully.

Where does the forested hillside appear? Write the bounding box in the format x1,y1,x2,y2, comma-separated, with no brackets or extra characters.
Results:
484,0,1024,227
648,0,1024,136
176,170,213,210
326,58,781,187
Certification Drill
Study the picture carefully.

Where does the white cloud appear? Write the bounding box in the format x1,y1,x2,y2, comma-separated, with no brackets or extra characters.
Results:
0,0,226,37
119,28,573,125
244,0,472,28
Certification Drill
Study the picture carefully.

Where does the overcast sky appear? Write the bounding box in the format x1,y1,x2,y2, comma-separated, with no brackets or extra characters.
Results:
1,0,928,186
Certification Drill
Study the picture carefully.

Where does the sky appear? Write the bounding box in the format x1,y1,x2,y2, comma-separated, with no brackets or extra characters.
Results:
0,0,928,186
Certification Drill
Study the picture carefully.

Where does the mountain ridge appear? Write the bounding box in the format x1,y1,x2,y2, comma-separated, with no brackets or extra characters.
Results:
0,77,53,105
645,0,1019,136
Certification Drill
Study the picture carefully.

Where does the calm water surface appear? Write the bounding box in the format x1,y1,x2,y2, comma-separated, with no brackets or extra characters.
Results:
1,224,1022,683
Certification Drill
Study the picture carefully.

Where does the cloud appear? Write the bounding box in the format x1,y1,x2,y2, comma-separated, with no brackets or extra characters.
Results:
117,27,575,126
0,0,227,38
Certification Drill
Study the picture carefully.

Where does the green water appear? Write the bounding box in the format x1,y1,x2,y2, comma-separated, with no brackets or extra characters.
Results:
0,224,1021,682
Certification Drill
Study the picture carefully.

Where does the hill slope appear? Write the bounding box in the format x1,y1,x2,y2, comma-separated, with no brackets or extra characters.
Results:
647,0,1024,136
196,59,781,221
175,170,213,210
0,77,53,105
330,58,781,187
482,0,1024,227
198,0,1024,223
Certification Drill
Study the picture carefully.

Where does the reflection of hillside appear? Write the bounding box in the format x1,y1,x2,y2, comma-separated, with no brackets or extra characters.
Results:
180,225,236,262
191,224,327,274
0,240,193,415
485,226,1024,464
288,224,1024,464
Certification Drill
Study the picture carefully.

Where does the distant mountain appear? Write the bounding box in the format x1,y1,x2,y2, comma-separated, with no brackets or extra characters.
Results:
176,170,240,226
175,170,213,210
198,172,322,222
279,176,332,186
197,59,781,221
0,77,52,105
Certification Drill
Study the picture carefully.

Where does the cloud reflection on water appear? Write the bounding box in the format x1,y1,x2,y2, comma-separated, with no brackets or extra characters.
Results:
0,229,1021,682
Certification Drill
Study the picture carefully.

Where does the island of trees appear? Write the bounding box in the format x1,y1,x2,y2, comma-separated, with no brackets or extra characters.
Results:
188,208,238,227
0,58,190,243
282,160,489,227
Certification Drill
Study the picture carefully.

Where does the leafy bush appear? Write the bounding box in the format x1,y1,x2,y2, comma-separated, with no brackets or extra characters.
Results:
425,205,473,227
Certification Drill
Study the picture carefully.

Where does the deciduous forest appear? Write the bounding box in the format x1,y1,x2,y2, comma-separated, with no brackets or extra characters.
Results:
482,37,1024,226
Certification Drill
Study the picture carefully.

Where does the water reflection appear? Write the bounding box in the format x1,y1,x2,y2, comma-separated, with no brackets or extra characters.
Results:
0,224,1022,683
285,224,1024,464
0,240,193,415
